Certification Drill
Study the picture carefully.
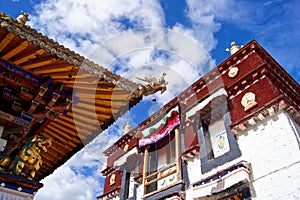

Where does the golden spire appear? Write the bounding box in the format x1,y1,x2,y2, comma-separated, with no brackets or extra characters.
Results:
16,13,29,25
124,121,131,135
226,41,242,55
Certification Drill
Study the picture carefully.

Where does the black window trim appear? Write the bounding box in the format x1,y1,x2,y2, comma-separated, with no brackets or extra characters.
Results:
197,112,241,174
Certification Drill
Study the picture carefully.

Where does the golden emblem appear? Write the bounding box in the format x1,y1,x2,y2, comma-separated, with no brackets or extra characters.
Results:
123,144,129,152
228,67,239,78
241,92,257,111
218,135,225,149
110,173,116,186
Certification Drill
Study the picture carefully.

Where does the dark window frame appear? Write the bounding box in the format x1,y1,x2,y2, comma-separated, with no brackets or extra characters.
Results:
197,111,241,174
146,131,176,194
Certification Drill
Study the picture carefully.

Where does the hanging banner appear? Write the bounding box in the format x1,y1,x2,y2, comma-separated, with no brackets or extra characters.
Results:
136,106,180,147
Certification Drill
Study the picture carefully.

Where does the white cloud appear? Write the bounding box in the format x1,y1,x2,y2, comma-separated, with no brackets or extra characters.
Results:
29,0,165,56
29,0,217,89
35,165,100,200
88,27,214,99
184,0,222,52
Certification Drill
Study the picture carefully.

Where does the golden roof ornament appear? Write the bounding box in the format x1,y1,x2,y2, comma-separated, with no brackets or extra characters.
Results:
16,13,29,25
226,41,242,55
135,72,168,96
124,121,131,135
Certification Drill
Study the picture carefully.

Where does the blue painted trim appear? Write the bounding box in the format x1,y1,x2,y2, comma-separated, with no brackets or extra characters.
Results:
0,59,41,86
0,182,36,195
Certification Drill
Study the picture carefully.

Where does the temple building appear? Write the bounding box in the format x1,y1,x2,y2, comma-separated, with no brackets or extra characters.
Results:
0,12,166,199
98,40,300,200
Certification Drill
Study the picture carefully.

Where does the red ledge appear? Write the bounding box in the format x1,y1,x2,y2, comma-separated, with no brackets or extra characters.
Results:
182,145,200,160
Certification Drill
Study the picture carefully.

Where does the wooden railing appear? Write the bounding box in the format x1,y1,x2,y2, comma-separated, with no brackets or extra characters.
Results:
142,127,182,196
144,163,177,186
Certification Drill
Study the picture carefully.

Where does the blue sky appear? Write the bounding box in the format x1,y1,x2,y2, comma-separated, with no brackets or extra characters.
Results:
1,0,299,199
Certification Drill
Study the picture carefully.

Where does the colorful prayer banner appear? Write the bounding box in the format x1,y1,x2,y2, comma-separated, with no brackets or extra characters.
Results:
137,106,180,147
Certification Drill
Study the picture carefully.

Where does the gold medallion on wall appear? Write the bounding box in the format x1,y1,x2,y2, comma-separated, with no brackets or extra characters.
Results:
241,92,257,111
228,67,239,78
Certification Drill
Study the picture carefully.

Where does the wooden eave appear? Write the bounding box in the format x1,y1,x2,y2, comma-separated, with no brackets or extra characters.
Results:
0,13,143,181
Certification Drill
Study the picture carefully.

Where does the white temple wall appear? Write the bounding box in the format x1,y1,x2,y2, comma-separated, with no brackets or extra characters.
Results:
136,184,144,200
186,156,201,185
237,111,300,199
185,111,300,199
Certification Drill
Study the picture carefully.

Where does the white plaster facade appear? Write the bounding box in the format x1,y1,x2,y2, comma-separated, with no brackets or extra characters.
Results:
0,188,34,200
185,110,300,199
136,184,144,200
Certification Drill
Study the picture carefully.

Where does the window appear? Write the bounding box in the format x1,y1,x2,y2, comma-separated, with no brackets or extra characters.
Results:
138,106,182,196
198,112,241,174
202,116,230,160
146,132,176,193
121,172,131,199
118,148,140,200
157,133,176,170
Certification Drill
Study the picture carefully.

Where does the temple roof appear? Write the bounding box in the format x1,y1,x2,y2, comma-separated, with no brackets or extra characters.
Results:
0,13,145,180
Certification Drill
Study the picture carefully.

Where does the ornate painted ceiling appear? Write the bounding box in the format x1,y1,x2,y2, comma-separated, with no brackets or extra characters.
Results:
0,12,156,181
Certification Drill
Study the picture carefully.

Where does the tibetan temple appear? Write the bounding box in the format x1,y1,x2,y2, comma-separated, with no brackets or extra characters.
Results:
0,13,169,199
98,40,300,200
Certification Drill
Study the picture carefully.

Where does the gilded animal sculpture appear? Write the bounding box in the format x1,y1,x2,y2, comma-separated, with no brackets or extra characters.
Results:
0,135,52,180
136,72,168,96
16,13,29,25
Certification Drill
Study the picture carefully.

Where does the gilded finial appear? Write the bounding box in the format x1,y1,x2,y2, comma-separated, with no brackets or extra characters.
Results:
135,72,168,96
226,41,242,55
16,13,30,25
124,121,131,135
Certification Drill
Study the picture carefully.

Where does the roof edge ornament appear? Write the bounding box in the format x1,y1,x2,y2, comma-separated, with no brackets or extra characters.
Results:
226,41,242,55
124,121,131,135
16,13,30,25
135,72,168,97
0,13,141,94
